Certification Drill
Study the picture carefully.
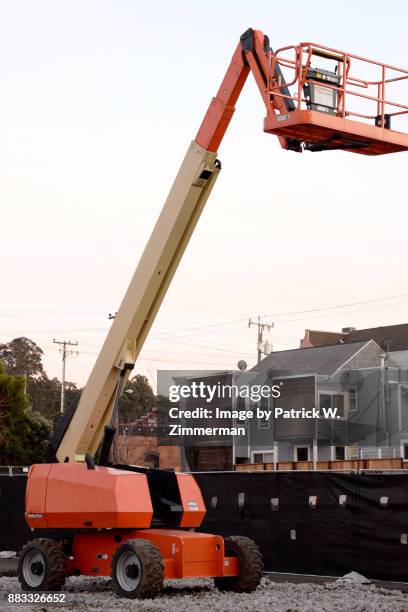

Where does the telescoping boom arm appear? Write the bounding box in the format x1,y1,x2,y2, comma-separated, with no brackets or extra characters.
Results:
52,28,293,462
51,28,408,462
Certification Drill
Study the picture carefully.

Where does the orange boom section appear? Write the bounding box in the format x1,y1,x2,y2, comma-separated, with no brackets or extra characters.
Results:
25,464,153,530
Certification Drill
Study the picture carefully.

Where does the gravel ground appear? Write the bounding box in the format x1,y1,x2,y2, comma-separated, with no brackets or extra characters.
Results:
1,575,408,612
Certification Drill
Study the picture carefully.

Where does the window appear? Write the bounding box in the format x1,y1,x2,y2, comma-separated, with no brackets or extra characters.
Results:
400,387,408,431
258,413,270,429
332,395,344,418
144,452,159,468
348,389,358,413
319,393,345,418
253,453,264,464
235,397,248,424
263,452,274,463
403,443,408,461
319,394,331,410
252,451,274,464
295,446,309,461
335,446,345,461
257,398,271,429
347,445,359,459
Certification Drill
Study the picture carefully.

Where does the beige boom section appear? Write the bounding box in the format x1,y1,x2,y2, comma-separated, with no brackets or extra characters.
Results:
56,141,220,462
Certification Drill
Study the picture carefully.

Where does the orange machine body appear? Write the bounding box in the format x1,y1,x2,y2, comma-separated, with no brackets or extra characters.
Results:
25,464,238,580
175,472,206,528
25,463,153,529
66,529,240,579
25,463,207,530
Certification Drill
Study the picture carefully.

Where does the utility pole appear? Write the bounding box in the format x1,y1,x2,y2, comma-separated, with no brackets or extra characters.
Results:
53,339,79,413
248,317,274,364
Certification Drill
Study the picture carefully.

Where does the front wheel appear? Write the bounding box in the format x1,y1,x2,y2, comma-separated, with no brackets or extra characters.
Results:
214,535,263,593
111,539,164,599
18,539,66,592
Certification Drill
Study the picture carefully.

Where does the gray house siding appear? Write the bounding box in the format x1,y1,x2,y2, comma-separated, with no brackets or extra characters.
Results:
317,445,332,461
401,383,408,432
272,376,316,441
338,340,387,370
392,350,408,368
234,340,408,464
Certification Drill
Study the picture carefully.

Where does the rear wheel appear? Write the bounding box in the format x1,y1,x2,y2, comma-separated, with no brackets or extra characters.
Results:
214,535,263,593
111,539,164,599
18,539,66,592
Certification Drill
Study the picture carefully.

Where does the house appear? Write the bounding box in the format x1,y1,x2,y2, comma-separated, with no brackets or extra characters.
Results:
300,323,408,367
115,370,236,472
343,323,408,368
234,338,408,466
117,323,408,471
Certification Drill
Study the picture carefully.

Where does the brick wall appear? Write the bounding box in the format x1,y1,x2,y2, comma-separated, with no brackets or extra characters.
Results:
300,329,347,348
114,409,233,472
185,445,232,471
114,433,182,471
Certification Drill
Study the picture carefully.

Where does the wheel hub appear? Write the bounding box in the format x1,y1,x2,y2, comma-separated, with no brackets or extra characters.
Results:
125,564,140,580
30,561,44,576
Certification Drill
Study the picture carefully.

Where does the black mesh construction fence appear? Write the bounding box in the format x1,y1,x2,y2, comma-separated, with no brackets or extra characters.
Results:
2,471,408,581
194,471,408,581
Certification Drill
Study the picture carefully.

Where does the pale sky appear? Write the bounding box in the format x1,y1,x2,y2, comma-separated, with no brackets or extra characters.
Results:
1,0,408,390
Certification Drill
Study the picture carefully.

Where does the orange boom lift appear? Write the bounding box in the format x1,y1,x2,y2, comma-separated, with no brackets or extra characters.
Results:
19,29,408,599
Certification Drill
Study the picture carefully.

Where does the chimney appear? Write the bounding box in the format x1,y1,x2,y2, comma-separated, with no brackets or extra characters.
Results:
300,330,311,348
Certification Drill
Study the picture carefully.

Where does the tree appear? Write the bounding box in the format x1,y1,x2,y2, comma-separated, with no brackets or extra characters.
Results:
119,375,156,423
0,337,82,423
0,361,51,464
28,376,62,423
65,381,82,412
0,337,44,378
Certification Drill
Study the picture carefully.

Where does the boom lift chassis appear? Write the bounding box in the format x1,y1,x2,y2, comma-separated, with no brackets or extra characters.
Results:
18,28,408,599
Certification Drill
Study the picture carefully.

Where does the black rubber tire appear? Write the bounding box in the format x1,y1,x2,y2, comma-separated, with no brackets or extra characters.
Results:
214,535,263,593
18,539,66,592
111,539,164,599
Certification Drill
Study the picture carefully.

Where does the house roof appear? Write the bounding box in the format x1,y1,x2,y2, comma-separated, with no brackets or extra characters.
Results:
344,323,408,352
251,340,371,377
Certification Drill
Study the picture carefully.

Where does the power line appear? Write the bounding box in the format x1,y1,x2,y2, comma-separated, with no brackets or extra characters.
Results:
3,290,408,337
264,291,408,319
276,298,408,324
0,308,109,313
156,336,254,357
155,317,248,338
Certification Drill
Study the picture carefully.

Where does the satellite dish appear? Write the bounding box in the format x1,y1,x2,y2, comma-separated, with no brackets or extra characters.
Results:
237,360,247,371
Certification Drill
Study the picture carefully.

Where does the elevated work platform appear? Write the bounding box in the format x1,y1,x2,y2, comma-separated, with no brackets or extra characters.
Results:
265,109,408,155
265,41,408,154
